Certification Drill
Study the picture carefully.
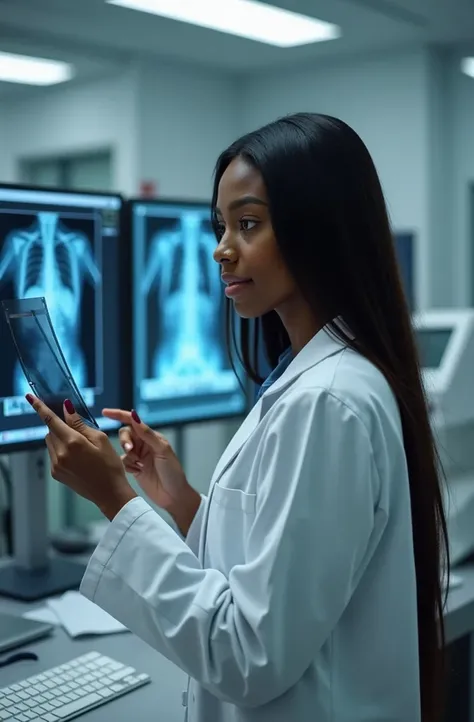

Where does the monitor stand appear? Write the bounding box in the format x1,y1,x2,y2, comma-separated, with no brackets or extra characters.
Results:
0,450,86,601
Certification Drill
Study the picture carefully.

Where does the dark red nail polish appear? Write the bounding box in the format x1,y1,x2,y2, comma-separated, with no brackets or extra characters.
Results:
131,409,141,424
64,399,75,415
25,394,34,405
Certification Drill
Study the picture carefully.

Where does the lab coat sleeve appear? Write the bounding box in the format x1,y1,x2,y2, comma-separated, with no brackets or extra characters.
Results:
185,493,207,555
80,389,383,708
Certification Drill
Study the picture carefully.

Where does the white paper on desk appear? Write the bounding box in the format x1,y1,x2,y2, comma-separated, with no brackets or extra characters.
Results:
47,591,129,637
23,607,60,625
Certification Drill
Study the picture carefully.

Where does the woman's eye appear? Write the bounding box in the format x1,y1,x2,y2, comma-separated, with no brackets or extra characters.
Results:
240,219,257,232
215,222,225,238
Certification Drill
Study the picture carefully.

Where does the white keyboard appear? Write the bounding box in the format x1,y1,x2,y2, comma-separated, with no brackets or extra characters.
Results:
0,651,151,721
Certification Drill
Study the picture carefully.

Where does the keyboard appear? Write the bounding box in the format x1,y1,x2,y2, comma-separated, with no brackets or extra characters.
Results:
0,651,151,721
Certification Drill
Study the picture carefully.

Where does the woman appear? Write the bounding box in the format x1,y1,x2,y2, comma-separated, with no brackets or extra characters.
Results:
28,113,448,722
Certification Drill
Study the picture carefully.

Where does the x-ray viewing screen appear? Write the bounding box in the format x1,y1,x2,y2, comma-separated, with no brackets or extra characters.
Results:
415,328,453,369
131,200,247,426
0,185,124,450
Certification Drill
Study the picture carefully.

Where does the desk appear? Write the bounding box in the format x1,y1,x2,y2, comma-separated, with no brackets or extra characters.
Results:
2,567,474,721
0,596,187,721
446,566,474,643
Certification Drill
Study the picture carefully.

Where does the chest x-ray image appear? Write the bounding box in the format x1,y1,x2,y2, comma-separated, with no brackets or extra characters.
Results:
0,210,102,400
133,202,246,426
142,211,224,382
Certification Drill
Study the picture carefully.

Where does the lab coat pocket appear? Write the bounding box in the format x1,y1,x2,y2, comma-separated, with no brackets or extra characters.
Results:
213,482,257,514
205,482,257,574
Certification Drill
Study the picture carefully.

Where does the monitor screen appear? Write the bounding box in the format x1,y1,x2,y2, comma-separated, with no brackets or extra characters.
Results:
415,328,453,369
130,199,247,426
0,185,127,451
394,232,415,311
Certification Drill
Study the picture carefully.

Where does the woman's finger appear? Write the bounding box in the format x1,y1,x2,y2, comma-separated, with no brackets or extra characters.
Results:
122,450,143,466
122,458,143,475
118,426,134,452
45,433,58,466
103,408,133,425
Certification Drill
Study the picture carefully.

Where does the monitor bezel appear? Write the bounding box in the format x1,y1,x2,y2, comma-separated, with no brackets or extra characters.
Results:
126,196,250,430
0,182,132,454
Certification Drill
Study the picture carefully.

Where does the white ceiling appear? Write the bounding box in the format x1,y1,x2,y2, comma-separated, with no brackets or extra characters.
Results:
0,0,473,89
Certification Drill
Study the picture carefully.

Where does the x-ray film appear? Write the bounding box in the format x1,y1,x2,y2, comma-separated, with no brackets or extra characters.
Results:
2,297,98,428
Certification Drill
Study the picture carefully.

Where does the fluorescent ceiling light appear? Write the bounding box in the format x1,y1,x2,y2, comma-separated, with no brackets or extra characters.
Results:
0,51,73,86
461,57,474,79
107,0,340,47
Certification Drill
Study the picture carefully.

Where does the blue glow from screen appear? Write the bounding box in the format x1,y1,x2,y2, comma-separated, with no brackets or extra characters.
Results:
132,202,247,426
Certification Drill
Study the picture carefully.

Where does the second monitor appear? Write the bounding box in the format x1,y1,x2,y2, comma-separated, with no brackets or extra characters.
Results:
130,199,247,427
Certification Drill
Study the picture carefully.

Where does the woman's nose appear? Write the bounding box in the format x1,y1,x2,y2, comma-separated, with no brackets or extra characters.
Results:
214,245,237,264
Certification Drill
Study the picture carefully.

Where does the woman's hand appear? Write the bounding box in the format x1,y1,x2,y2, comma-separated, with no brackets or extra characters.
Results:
27,395,137,521
102,408,201,534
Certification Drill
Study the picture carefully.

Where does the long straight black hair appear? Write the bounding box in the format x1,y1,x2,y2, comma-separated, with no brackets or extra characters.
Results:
211,113,449,722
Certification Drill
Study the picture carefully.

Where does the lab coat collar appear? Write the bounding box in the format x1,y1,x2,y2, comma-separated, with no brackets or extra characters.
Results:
210,319,351,487
259,319,350,406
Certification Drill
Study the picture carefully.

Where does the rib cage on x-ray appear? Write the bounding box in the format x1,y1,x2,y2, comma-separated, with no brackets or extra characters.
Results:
142,212,223,386
0,211,102,396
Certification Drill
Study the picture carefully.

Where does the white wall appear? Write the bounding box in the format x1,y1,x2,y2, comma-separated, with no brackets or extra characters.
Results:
0,67,141,195
452,57,474,306
240,50,433,308
136,60,239,199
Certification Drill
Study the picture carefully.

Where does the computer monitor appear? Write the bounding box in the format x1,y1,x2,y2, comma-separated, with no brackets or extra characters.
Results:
128,198,248,428
413,309,474,562
0,183,130,600
0,184,129,451
394,231,415,311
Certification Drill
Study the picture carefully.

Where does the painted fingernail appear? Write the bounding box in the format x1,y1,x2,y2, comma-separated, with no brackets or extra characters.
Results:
25,394,34,405
131,409,141,424
64,399,75,415
124,442,133,452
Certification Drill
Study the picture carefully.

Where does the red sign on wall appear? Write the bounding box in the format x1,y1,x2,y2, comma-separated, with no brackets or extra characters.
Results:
139,180,158,198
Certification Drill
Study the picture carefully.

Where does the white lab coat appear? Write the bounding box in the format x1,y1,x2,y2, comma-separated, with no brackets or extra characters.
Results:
81,325,421,721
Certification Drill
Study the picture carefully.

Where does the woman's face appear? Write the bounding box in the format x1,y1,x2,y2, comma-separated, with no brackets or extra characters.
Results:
213,157,298,319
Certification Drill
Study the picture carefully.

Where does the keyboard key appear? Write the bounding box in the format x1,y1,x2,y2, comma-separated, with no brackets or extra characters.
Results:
6,694,21,704
53,692,102,718
110,683,127,693
109,666,136,681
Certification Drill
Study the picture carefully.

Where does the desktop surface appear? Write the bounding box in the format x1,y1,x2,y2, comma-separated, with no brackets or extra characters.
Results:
0,597,187,722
